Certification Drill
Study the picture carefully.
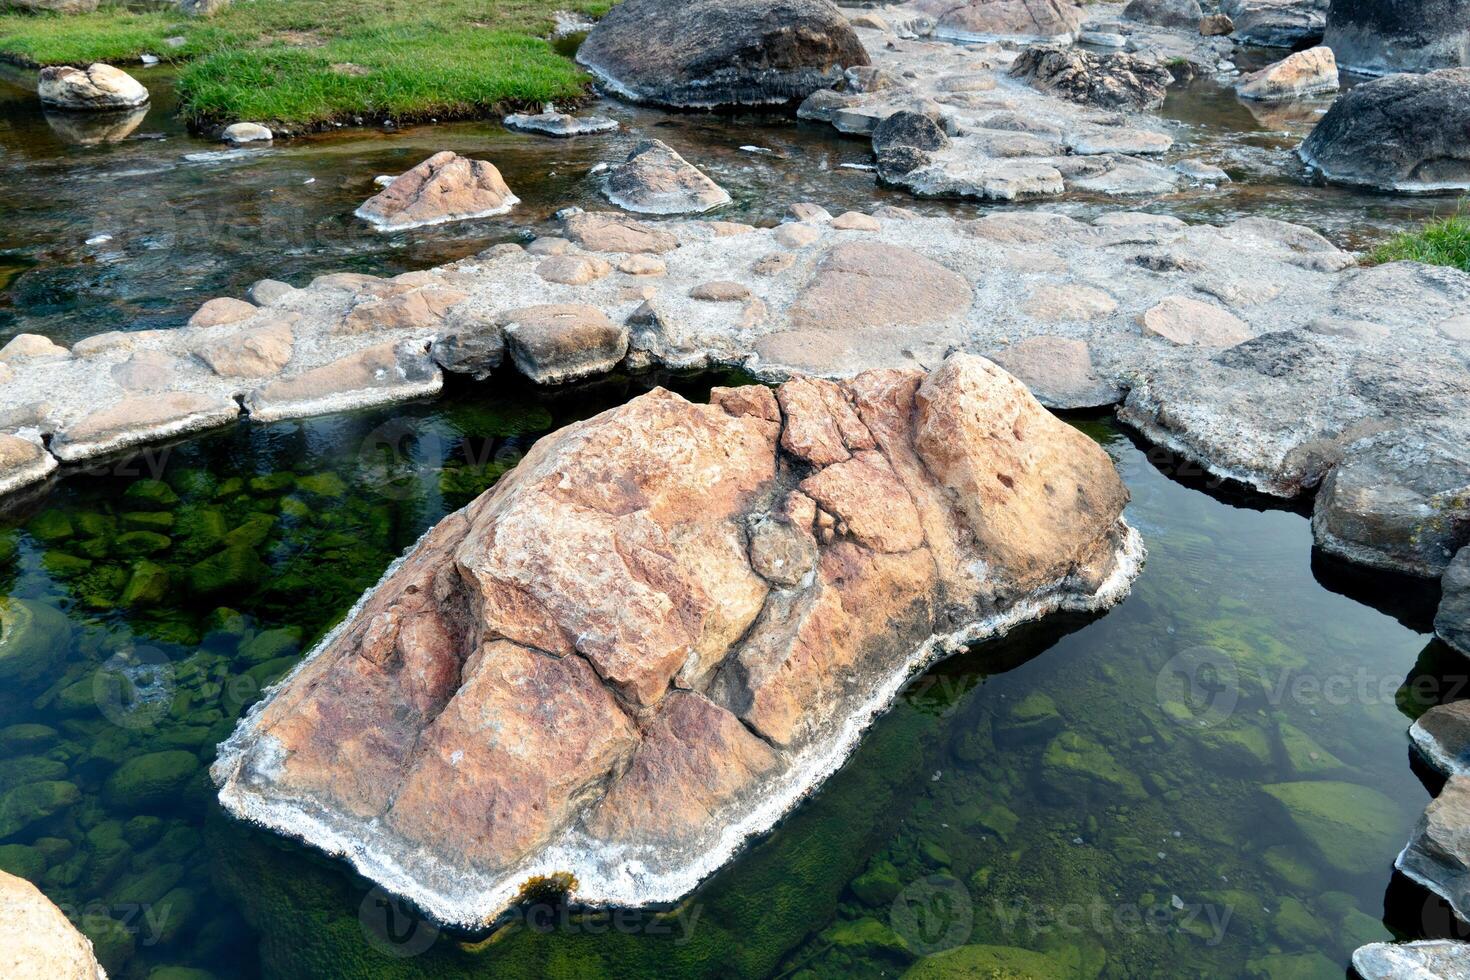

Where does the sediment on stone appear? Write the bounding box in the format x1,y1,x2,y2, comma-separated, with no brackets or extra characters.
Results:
212,354,1142,927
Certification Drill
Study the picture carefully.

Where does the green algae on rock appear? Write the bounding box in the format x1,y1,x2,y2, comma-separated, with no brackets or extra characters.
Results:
1261,781,1405,876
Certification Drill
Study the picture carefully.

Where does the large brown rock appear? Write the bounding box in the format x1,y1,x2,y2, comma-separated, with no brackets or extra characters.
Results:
213,354,1137,926
355,151,518,230
577,0,870,108
0,870,107,980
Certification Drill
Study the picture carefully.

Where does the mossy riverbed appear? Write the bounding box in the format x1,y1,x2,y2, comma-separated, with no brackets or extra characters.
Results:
0,372,1457,978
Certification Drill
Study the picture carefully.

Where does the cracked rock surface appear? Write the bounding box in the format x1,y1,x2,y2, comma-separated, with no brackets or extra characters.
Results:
212,353,1140,925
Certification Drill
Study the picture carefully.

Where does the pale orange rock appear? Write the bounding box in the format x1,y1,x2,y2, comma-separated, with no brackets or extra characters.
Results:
537,255,613,285
356,151,518,230
788,242,972,332
195,315,297,377
187,296,258,329
214,355,1135,926
338,287,468,335
1138,295,1252,346
562,211,680,254
0,870,107,980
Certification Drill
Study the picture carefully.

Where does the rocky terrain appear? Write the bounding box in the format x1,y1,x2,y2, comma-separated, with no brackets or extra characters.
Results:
212,354,1141,925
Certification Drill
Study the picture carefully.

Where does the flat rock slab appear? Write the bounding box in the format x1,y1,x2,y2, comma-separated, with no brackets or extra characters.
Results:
604,138,731,214
213,354,1140,927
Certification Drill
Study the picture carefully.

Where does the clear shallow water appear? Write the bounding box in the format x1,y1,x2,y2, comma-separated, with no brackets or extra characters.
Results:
0,379,1459,979
1,55,1463,348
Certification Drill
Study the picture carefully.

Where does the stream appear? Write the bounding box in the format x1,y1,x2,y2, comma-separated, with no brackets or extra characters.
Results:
1,39,1467,980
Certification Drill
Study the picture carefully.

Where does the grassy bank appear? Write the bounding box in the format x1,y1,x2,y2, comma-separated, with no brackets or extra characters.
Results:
1368,209,1470,272
0,0,608,127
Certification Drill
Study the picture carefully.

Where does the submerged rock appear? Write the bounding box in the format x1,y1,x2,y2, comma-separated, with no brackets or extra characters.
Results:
576,0,870,108
1438,548,1470,656
913,0,1083,41
1009,46,1173,111
1325,0,1470,75
1221,0,1327,47
1261,780,1404,875
0,869,107,980
503,109,618,137
43,106,147,145
1299,69,1470,192
38,64,148,111
1235,46,1338,101
1352,941,1470,980
603,139,732,214
212,354,1139,926
355,151,518,230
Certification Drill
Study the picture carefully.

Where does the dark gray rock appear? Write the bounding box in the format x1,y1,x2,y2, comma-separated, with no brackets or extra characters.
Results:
1397,775,1470,924
430,320,505,381
576,0,870,108
1008,46,1173,111
1352,940,1470,979
1299,68,1470,192
872,110,950,153
1312,423,1470,577
1325,0,1470,75
1221,0,1327,47
1438,547,1470,656
1122,0,1204,29
1411,699,1470,776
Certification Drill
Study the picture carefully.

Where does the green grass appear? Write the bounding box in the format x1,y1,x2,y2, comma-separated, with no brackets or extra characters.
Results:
0,0,610,126
1368,209,1470,272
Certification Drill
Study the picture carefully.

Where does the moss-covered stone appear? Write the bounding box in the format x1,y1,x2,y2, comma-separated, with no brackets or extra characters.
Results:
122,510,176,532
0,842,46,879
27,509,75,544
1040,731,1147,802
0,780,81,839
249,473,296,495
121,561,172,607
1262,844,1323,891
995,692,1063,745
1276,725,1345,777
1271,896,1327,946
903,944,1073,979
0,723,58,754
123,479,181,509
104,751,201,811
1193,723,1274,770
80,913,137,976
822,917,915,963
850,857,903,907
40,551,92,579
0,598,72,692
1245,951,1340,980
187,547,268,597
113,530,173,557
1260,781,1403,876
296,472,347,499
0,754,68,791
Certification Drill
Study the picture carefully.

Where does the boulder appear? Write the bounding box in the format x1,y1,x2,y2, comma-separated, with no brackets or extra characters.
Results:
1008,47,1174,111
212,354,1137,926
187,296,256,328
1311,423,1470,577
500,303,629,383
1199,12,1235,33
1298,68,1470,192
1438,547,1470,656
1410,698,1470,776
604,139,731,214
1220,0,1327,47
1123,0,1204,29
1235,46,1338,101
504,109,618,136
1325,0,1470,75
37,64,148,111
1352,941,1470,980
430,317,505,380
0,434,57,498
355,151,518,230
912,0,1083,41
576,0,870,108
0,869,107,980
1398,775,1470,921
0,334,68,363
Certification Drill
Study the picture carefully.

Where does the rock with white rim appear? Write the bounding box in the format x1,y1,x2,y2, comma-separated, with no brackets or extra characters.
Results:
244,340,442,421
0,869,107,980
38,63,148,111
194,316,297,378
576,0,870,108
1351,941,1470,980
221,122,272,143
1235,46,1338,101
356,151,518,230
0,433,58,499
211,353,1138,928
1410,698,1470,776
604,139,731,215
51,391,240,461
1397,775,1470,924
504,109,619,136
1298,68,1470,192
